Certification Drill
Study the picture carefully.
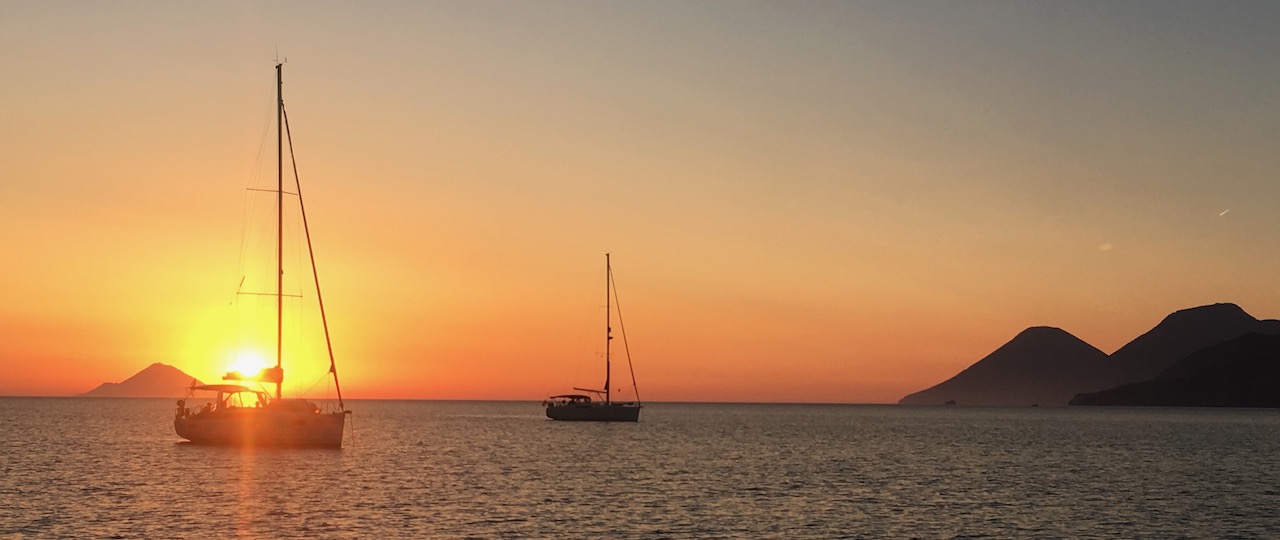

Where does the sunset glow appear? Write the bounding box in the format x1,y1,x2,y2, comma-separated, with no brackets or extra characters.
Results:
4,2,1280,403
227,349,269,380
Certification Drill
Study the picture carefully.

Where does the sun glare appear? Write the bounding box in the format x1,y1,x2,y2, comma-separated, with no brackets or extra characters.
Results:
228,349,269,378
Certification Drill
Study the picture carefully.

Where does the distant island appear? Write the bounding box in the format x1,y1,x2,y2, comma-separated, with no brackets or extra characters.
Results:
1070,332,1280,407
899,303,1280,408
77,362,201,398
897,326,1109,407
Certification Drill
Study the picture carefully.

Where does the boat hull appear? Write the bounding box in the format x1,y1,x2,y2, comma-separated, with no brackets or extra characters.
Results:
174,407,347,447
545,402,640,422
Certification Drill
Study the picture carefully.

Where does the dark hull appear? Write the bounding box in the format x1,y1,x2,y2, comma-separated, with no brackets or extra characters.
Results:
546,403,640,422
175,409,347,447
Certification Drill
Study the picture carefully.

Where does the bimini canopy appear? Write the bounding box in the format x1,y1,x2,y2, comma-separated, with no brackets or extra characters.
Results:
192,384,259,394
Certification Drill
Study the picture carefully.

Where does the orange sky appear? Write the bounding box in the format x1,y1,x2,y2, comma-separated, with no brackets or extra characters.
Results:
4,2,1280,403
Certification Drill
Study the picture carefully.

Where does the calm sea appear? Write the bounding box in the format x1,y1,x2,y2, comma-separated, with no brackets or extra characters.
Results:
1,399,1277,539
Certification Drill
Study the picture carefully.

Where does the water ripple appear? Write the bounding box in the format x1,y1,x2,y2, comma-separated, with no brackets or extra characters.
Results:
1,399,1278,538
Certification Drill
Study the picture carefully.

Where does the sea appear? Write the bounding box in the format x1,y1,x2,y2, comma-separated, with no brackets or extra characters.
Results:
1,399,1277,539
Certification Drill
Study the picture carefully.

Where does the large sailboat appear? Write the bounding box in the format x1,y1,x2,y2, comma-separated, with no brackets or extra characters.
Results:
174,63,350,447
545,253,642,422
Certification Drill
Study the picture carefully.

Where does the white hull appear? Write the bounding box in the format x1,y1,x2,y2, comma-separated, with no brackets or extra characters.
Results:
175,405,347,447
546,402,640,422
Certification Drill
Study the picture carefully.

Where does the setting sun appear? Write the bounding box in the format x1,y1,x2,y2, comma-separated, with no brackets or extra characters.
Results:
227,349,269,379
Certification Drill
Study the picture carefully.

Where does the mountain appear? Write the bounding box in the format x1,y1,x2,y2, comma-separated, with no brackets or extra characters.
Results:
78,363,201,398
898,303,1280,407
1070,332,1280,407
898,326,1110,406
1102,303,1280,388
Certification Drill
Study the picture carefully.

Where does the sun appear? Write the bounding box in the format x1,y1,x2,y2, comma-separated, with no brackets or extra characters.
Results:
228,349,269,378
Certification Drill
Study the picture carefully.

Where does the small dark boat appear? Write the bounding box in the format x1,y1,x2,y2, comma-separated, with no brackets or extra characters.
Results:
545,254,641,422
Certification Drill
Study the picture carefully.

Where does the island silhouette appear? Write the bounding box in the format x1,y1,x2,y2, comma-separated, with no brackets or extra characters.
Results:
84,303,1277,406
900,303,1280,407
78,362,201,398
898,326,1110,407
1070,332,1280,407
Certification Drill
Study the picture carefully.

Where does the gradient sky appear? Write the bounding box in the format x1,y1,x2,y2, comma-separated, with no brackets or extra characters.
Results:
3,1,1280,402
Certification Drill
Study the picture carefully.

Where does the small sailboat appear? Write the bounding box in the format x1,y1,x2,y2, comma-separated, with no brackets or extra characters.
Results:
545,253,642,422
174,63,350,447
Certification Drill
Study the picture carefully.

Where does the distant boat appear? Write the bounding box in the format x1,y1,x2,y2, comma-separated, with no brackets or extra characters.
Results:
174,63,350,447
545,254,642,422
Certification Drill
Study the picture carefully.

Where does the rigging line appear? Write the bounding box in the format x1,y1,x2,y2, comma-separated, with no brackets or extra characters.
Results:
609,269,641,405
237,291,303,298
282,102,346,411
233,188,250,303
301,370,330,397
248,187,299,195
348,409,355,446
234,97,277,304
238,96,282,303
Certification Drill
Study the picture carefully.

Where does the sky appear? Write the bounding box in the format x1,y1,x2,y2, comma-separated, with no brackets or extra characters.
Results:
3,1,1280,403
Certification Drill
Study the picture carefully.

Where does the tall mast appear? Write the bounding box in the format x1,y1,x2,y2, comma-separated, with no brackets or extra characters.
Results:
274,62,284,401
604,253,612,405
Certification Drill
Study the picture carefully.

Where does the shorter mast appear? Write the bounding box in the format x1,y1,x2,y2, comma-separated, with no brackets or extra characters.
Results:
604,253,612,405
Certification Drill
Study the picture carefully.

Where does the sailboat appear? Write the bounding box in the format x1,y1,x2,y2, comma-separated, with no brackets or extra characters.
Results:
174,63,350,447
545,253,642,422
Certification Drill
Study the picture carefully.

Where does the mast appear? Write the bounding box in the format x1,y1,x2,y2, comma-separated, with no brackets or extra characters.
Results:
274,62,284,401
604,253,612,405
